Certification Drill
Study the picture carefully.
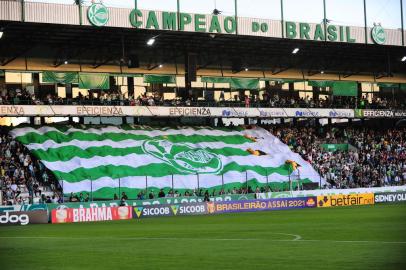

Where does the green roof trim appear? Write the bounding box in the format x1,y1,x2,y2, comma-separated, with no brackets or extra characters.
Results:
332,81,358,97
42,71,79,84
110,73,143,77
308,80,335,87
79,73,110,90
260,78,304,83
377,83,400,88
201,77,259,90
201,77,231,83
143,74,176,84
229,78,259,90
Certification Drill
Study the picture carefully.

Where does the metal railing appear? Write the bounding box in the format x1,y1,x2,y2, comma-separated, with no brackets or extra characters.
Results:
2,98,404,109
58,171,317,202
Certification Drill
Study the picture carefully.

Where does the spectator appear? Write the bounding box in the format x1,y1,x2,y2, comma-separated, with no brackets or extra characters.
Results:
121,192,128,201
148,191,154,199
158,189,165,198
269,125,406,189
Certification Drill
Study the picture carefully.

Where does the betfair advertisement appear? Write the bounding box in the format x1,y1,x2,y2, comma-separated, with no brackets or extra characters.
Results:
317,193,374,207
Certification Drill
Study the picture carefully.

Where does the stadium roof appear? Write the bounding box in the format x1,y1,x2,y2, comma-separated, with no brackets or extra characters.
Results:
0,1,406,78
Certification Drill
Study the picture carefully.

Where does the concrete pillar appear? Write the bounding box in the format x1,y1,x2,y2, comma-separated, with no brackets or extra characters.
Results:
65,84,73,99
288,82,294,98
32,73,40,99
312,86,319,101
127,77,134,97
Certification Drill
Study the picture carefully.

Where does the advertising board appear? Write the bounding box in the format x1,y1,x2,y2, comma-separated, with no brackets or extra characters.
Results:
374,192,406,203
355,109,406,118
317,193,374,207
208,197,317,214
0,210,48,226
46,194,254,212
51,206,132,223
133,203,208,218
0,204,48,213
257,108,287,118
256,186,406,199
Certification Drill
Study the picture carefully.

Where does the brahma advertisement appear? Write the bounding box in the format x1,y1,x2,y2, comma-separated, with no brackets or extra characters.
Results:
317,193,374,207
51,206,132,223
208,197,317,214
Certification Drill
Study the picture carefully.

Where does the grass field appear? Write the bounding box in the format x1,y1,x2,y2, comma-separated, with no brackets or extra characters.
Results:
1,204,405,270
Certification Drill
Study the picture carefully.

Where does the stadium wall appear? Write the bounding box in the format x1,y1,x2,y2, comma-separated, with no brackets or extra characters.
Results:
1,187,405,225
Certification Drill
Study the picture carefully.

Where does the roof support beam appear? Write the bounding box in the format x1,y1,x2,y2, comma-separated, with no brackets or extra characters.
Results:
1,46,32,66
53,48,84,67
343,71,360,78
272,66,290,75
148,64,160,71
93,56,114,69
307,70,320,76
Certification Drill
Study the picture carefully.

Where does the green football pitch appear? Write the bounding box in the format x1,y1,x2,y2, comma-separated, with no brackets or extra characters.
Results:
1,204,405,270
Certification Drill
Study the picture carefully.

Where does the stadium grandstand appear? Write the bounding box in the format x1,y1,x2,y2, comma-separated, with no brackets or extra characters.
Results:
0,1,405,270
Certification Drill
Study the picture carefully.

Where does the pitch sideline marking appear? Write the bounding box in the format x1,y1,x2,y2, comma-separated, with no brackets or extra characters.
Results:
274,233,302,241
1,236,405,244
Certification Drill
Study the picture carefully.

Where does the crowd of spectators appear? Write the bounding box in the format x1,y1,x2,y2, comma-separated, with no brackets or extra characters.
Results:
1,87,404,109
271,125,406,189
257,94,403,109
1,122,405,205
0,129,60,205
132,186,270,201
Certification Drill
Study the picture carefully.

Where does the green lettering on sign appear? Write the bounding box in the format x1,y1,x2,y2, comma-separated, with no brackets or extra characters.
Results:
179,13,192,30
252,22,260,32
299,23,310,40
260,23,268,32
327,25,337,41
194,14,206,32
209,16,222,33
126,9,363,45
346,26,355,43
163,12,177,30
286,21,297,38
146,11,159,29
313,24,325,41
339,26,344,41
129,9,142,28
224,16,236,34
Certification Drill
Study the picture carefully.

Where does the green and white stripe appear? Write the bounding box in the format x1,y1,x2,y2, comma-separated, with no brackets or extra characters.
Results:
11,125,323,199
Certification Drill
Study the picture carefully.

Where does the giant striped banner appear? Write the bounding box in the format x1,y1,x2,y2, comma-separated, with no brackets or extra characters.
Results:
10,125,323,199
